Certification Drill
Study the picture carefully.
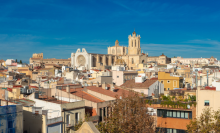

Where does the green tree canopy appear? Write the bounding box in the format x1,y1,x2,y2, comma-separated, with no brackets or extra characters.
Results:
97,92,155,133
187,107,220,132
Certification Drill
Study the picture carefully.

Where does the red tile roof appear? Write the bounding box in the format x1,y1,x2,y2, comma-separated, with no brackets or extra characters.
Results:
121,78,158,89
13,85,22,88
7,88,12,92
204,86,216,91
86,85,132,98
62,88,104,103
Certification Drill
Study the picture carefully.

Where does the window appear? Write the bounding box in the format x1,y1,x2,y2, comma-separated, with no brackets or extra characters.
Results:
167,88,170,90
8,121,13,128
167,80,170,83
75,113,79,124
158,109,192,120
174,80,177,87
181,111,184,118
132,58,134,64
161,81,163,84
168,111,172,117
117,76,119,78
189,112,192,119
204,100,209,106
177,111,180,118
156,128,186,133
173,111,177,117
167,128,172,133
185,112,188,119
66,114,70,125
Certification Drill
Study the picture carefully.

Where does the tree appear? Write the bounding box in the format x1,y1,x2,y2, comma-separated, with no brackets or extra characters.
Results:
19,60,22,64
97,92,155,133
15,59,17,63
187,107,220,132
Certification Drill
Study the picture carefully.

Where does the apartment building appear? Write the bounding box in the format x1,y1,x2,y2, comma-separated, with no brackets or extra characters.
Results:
112,70,138,86
158,72,183,90
121,78,164,97
0,105,23,133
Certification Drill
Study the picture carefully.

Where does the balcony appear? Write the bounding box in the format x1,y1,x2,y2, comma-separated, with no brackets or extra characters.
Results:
47,117,62,125
66,120,74,129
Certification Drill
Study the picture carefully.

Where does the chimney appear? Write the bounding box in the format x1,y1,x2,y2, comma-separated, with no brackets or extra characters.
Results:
110,84,115,92
96,82,99,87
66,85,70,93
102,82,106,89
90,82,93,86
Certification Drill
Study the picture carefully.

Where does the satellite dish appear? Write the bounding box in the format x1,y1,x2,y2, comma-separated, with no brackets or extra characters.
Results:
187,104,190,109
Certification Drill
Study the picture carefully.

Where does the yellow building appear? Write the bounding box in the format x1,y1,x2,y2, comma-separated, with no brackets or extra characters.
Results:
17,67,33,78
8,88,24,99
158,72,183,90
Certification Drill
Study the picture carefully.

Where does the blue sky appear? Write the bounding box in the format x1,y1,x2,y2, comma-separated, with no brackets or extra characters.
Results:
1,0,220,63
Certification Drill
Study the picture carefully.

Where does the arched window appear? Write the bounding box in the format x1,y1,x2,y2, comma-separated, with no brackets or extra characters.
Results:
132,41,133,47
132,58,134,64
142,60,144,63
135,40,136,47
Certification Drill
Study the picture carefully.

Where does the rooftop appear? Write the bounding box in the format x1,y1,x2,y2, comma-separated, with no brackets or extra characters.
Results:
62,88,104,103
39,96,70,104
121,78,158,89
86,85,132,98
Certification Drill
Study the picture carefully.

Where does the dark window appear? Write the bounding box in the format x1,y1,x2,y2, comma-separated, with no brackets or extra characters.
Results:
189,112,192,119
204,100,209,106
75,113,78,124
156,128,186,133
8,121,13,128
103,108,106,117
157,109,192,120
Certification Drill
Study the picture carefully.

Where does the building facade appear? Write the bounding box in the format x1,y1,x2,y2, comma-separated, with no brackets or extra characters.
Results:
158,72,184,90
29,53,71,67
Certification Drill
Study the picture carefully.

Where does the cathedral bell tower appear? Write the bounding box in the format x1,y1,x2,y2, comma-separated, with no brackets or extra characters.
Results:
128,30,141,55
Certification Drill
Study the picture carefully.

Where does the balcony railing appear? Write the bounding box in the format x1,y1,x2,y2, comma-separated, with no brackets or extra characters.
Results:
66,120,74,129
47,117,62,125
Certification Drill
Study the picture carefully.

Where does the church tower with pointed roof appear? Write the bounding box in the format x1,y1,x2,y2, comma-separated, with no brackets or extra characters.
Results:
128,30,141,55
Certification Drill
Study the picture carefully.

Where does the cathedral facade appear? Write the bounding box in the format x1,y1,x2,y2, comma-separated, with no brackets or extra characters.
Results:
70,30,170,70
108,30,147,69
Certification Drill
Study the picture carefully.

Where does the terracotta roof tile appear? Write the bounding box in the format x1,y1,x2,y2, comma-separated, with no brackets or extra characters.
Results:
121,78,157,89
86,86,132,98
62,88,104,103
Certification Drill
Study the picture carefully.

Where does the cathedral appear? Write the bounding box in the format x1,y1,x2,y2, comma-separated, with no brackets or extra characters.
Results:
108,30,147,69
71,30,170,70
